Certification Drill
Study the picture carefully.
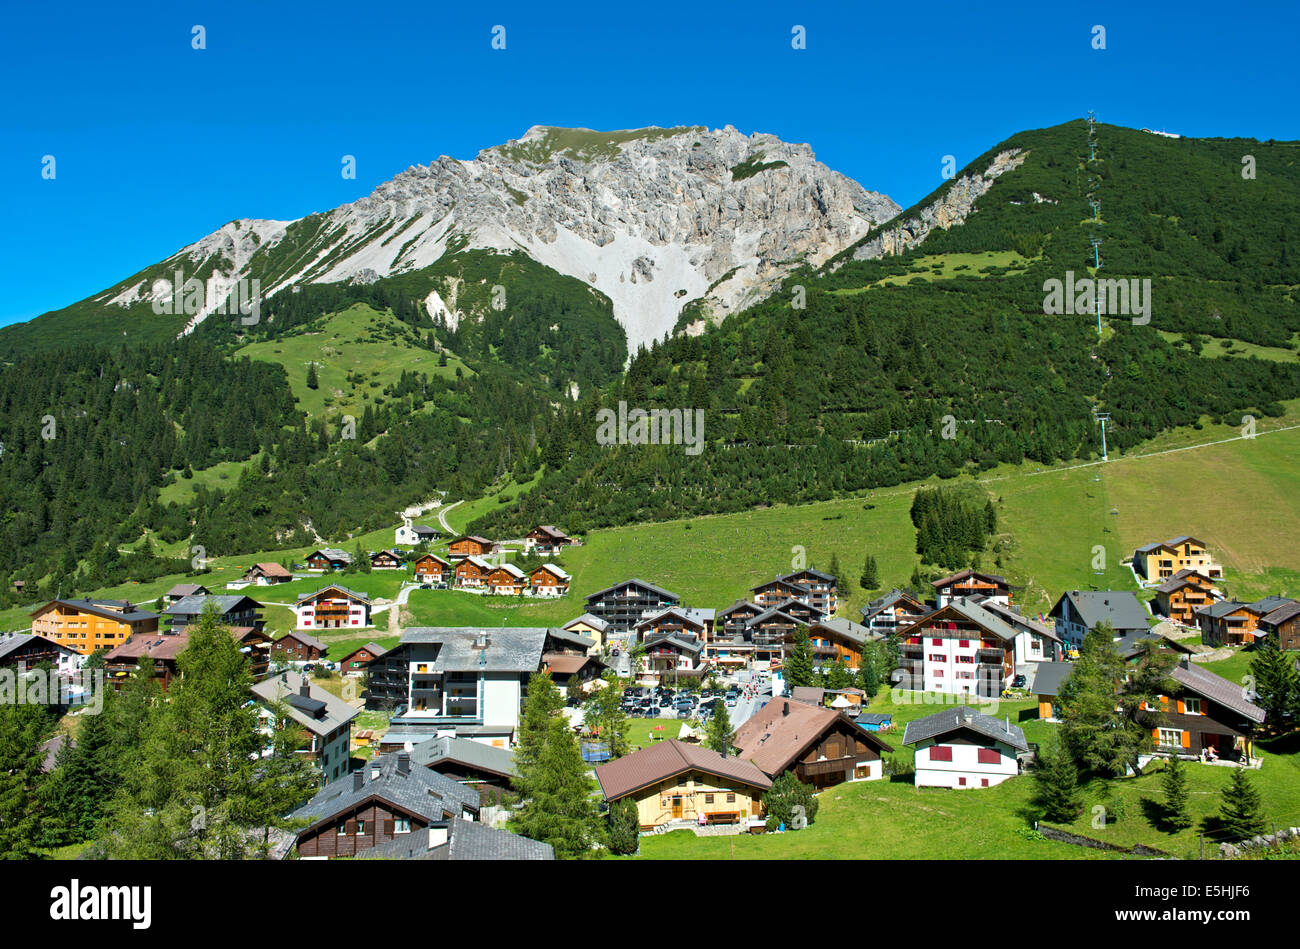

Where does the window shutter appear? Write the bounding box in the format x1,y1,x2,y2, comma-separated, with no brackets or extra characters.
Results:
1152,727,1160,741
383,819,395,835
1176,699,1185,714
1181,730,1191,749
344,820,358,835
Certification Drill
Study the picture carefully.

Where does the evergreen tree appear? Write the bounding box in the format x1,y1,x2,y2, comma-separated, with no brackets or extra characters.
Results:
581,674,630,758
827,552,842,588
1218,766,1266,840
783,627,815,690
1058,622,1155,776
513,671,565,792
306,361,319,390
860,553,879,592
512,716,604,859
763,772,818,831
1161,755,1193,831
705,699,733,755
606,797,640,856
1250,635,1299,733
0,701,54,858
1033,737,1083,823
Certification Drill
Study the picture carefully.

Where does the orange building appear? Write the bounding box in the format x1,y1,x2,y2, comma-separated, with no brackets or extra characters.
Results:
30,598,160,656
1153,570,1218,624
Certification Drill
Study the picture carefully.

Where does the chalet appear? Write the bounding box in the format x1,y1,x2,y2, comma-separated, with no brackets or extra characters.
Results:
544,627,598,657
933,569,1012,608
746,608,804,666
1133,536,1223,583
290,751,479,858
273,631,329,662
750,577,813,611
1032,662,1074,721
903,707,1029,789
163,594,264,632
641,631,708,683
448,535,499,559
370,549,405,571
1259,599,1300,651
583,578,681,635
733,697,893,788
252,671,359,785
707,601,764,668
305,548,353,572
562,614,609,654
408,735,517,791
806,616,875,670
412,554,452,586
369,627,549,747
977,600,1063,665
453,555,494,589
241,562,293,585
859,589,928,636
594,739,771,831
484,562,528,596
30,598,160,656
1195,600,1270,647
1138,657,1265,762
164,583,210,604
767,598,825,625
395,517,440,547
718,600,764,639
106,626,273,690
339,642,389,674
541,651,605,690
0,631,81,676
1048,590,1150,650
358,817,553,860
779,568,839,615
528,563,571,596
633,607,715,644
1153,569,1220,624
895,597,1018,696
524,525,580,556
293,586,372,631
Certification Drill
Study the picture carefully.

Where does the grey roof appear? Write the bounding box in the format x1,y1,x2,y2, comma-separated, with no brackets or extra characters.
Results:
279,630,328,652
808,615,873,645
719,600,763,618
780,568,836,583
635,606,714,631
291,752,479,834
408,735,518,779
35,598,158,623
1196,599,1260,619
642,631,703,654
860,588,925,621
313,548,353,562
165,583,208,598
1169,658,1265,723
1032,661,1075,697
163,594,261,617
545,627,597,652
0,632,76,662
1052,590,1150,632
565,613,609,634
1248,595,1296,615
359,818,554,861
250,671,359,737
584,578,680,601
902,706,1029,752
411,524,439,536
397,627,548,673
934,597,1022,642
1262,600,1300,626
977,600,1062,642
858,713,892,725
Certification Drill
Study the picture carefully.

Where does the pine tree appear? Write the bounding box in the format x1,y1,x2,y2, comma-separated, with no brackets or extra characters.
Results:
1249,635,1299,732
305,361,319,390
1034,738,1083,823
606,797,640,855
705,699,733,755
0,701,55,858
1161,755,1193,830
1218,766,1266,840
512,716,604,859
783,627,815,690
860,553,879,592
764,772,818,830
827,553,842,588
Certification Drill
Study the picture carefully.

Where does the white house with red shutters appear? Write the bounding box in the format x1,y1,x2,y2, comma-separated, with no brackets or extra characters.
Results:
902,706,1029,789
293,585,373,631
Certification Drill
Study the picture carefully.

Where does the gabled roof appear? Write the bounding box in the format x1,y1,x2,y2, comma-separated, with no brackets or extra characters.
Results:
1248,595,1296,615
1032,661,1075,697
1154,570,1216,594
370,548,405,560
642,631,703,655
900,597,1020,642
296,585,371,605
902,706,1029,752
751,577,810,595
769,597,825,618
542,652,601,676
584,578,680,602
165,583,209,598
252,671,359,736
978,600,1062,642
635,607,714,632
487,562,527,580
594,738,772,801
530,563,571,581
1050,590,1150,632
410,524,439,536
309,548,353,562
564,613,608,634
932,569,1008,589
450,534,496,547
747,607,805,628
860,588,927,622
1261,600,1300,627
105,632,190,661
164,594,263,617
360,818,553,860
719,600,763,619
1196,599,1264,620
780,568,837,584
290,752,478,834
732,697,892,776
545,627,596,652
413,553,452,567
31,598,158,623
530,525,571,541
340,642,389,663
408,734,517,779
0,632,77,662
397,627,548,673
807,616,873,646
277,630,328,652
246,562,292,578
460,555,496,572
1168,658,1265,723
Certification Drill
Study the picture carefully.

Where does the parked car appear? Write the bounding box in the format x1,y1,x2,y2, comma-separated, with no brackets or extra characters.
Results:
725,695,738,707
1012,674,1028,689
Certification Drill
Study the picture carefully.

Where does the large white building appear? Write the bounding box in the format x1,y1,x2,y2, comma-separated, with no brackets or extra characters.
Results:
902,706,1029,789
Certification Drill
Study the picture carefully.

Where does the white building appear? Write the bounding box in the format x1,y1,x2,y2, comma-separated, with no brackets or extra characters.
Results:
395,516,440,547
293,585,373,631
251,671,359,785
903,706,1029,789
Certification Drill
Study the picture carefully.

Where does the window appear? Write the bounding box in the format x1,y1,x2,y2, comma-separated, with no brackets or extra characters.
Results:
355,820,366,835
336,822,347,836
929,746,952,762
958,776,967,786
933,669,944,677
929,654,945,663
1158,728,1183,747
977,748,1001,765
958,640,970,648
727,793,736,803
931,638,943,646
1184,697,1203,715
981,778,989,788
704,794,714,804
394,818,410,834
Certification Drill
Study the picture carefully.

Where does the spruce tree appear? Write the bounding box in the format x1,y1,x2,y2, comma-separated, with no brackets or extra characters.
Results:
1161,754,1193,831
1218,766,1266,840
705,699,733,755
827,552,842,587
1249,635,1299,732
1034,738,1083,823
512,716,604,859
860,553,879,592
305,361,319,390
606,797,640,855
783,627,815,690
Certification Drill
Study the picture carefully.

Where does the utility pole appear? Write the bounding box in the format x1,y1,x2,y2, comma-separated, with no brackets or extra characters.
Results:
1095,412,1110,462
1090,237,1104,334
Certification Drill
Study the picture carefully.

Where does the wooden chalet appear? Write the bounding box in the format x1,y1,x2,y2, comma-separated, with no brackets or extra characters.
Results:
164,583,210,604
305,548,352,572
1153,569,1219,625
293,585,372,631
527,563,570,596
932,569,1012,608
1259,599,1300,650
412,553,452,586
806,616,873,669
163,593,265,632
242,562,293,585
859,589,928,636
106,625,272,690
582,578,681,634
485,562,528,596
448,535,498,558
1138,657,1265,762
0,632,81,676
1133,536,1223,583
339,642,389,674
289,752,480,857
633,607,715,644
274,630,329,662
524,525,579,555
408,735,517,792
750,577,812,611
453,555,494,589
733,697,893,788
30,598,160,656
641,631,708,683
1195,599,1272,647
369,549,405,571
541,651,604,690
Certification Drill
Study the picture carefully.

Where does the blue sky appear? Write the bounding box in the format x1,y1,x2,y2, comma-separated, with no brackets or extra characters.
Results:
2,0,1296,326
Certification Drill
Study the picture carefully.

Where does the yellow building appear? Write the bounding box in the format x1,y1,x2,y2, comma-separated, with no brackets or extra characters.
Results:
30,598,160,656
1133,536,1223,583
563,613,610,655
594,739,771,831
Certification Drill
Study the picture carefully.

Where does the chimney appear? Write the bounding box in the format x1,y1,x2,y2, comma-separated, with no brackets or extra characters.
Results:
397,752,411,775
782,701,789,717
428,823,449,849
300,676,311,698
352,770,363,791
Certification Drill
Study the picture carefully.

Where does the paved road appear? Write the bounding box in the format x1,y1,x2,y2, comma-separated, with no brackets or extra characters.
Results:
435,499,463,535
